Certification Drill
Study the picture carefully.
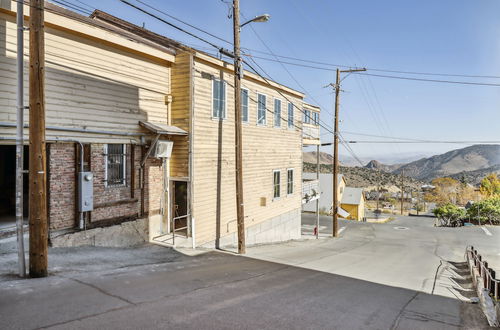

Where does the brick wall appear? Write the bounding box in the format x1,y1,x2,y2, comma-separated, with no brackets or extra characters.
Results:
48,142,164,231
49,143,76,230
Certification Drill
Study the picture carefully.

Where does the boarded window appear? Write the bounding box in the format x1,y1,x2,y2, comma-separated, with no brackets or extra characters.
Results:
105,144,126,187
257,93,266,125
212,79,226,119
273,170,280,199
287,102,294,128
287,169,294,194
241,89,249,122
274,98,281,128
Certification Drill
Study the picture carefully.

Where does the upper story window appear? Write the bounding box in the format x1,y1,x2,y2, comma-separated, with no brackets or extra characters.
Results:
105,144,126,187
287,169,294,195
303,109,311,124
273,170,281,199
241,88,249,123
313,112,320,126
288,102,294,129
274,98,281,128
212,79,226,119
257,93,266,125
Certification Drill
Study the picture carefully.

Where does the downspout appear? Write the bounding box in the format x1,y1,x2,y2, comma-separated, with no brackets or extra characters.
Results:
15,0,26,277
188,53,195,248
76,141,85,230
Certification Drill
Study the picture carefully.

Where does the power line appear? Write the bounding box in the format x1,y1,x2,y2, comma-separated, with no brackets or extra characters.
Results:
244,54,500,87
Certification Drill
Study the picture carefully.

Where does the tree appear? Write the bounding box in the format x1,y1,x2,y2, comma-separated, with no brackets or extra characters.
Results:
467,197,500,225
479,173,500,197
433,203,466,227
425,177,460,205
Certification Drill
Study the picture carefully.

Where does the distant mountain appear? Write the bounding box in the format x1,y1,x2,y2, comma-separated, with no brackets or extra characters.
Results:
392,145,500,181
448,164,500,185
303,151,333,165
364,160,402,173
303,163,425,191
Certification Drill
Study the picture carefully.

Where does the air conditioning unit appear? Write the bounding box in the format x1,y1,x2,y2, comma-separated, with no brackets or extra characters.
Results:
153,140,173,158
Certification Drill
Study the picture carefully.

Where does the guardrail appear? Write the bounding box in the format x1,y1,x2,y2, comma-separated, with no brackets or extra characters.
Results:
466,246,499,301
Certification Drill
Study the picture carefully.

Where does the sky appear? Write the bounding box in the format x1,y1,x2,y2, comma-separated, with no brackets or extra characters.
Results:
58,0,500,163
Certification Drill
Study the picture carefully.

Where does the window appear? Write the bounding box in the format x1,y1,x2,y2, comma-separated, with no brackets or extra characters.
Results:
274,98,281,128
313,112,319,126
257,93,266,125
105,144,126,187
241,89,249,123
273,170,280,199
287,169,294,195
303,109,311,124
287,102,294,128
212,79,226,119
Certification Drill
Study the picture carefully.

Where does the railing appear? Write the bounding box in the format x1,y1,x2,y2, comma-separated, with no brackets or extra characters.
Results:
302,179,320,204
466,246,499,301
302,125,320,141
171,214,189,246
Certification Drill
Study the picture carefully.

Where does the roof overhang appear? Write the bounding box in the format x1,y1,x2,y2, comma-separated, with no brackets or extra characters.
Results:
139,121,188,136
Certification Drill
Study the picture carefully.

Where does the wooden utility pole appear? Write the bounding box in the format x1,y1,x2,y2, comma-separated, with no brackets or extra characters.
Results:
233,0,245,254
315,145,320,239
332,69,340,237
29,0,48,278
400,169,404,215
330,67,366,237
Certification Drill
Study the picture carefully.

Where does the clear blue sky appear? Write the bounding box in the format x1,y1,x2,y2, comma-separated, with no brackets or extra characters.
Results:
62,0,500,162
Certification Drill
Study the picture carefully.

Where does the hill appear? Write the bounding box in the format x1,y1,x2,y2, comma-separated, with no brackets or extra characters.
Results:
303,163,424,191
448,164,500,185
364,160,402,172
392,145,500,181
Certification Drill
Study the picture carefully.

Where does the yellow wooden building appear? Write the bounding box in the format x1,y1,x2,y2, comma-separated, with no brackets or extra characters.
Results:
0,3,318,248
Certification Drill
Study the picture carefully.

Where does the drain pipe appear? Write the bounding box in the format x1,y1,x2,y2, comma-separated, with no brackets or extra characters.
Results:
76,141,85,230
15,0,26,278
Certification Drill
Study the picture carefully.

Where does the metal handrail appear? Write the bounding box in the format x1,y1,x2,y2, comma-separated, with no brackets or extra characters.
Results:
171,214,190,245
466,246,499,301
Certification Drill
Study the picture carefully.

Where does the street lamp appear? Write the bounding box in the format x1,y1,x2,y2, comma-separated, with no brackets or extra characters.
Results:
240,14,270,28
233,0,269,254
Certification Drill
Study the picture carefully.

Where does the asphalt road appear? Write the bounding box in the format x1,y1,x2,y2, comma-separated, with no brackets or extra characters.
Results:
250,213,500,297
0,215,495,329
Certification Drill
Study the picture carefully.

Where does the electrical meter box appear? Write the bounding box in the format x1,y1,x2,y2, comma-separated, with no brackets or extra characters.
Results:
78,171,94,212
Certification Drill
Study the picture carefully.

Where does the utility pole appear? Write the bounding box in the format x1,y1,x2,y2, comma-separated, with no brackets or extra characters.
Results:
233,0,245,254
16,0,26,277
329,67,366,237
400,169,404,215
376,169,380,213
315,144,320,239
29,0,48,278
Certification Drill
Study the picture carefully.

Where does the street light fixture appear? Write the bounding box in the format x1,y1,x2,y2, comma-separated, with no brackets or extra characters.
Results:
233,0,269,254
240,14,270,28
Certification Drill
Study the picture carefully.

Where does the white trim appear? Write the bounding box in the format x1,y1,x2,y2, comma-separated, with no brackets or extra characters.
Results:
211,78,227,120
256,92,267,126
273,169,281,200
273,97,282,128
286,168,294,195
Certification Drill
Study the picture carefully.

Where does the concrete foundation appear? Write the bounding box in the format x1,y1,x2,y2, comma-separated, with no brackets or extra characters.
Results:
201,208,302,249
51,218,148,248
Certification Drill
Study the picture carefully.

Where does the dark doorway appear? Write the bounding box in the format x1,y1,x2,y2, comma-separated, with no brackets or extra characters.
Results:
0,145,28,229
172,181,188,236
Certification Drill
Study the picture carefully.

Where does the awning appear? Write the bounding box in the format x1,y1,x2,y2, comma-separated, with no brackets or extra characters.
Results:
139,121,188,136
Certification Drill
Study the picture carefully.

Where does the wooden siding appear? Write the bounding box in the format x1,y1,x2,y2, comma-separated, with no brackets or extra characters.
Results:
191,59,303,245
0,13,171,144
169,51,191,178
